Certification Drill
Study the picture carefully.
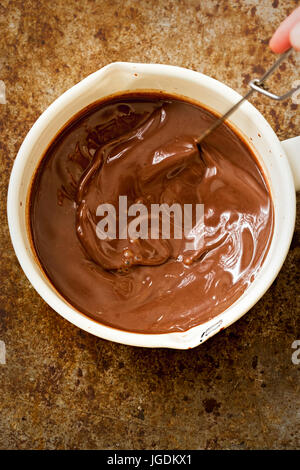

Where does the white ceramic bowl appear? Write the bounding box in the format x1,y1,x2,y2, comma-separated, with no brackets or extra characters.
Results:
7,63,300,349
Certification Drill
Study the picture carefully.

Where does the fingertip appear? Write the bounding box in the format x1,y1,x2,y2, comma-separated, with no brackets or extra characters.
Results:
269,6,300,53
269,33,291,53
269,36,282,53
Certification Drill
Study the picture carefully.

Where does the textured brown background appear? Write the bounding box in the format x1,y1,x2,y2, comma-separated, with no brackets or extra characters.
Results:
0,0,299,450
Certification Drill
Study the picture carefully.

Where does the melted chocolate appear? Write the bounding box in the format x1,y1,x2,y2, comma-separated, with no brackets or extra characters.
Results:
30,94,274,333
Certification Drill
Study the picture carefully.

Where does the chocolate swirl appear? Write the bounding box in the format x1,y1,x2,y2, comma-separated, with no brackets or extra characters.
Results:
30,94,273,333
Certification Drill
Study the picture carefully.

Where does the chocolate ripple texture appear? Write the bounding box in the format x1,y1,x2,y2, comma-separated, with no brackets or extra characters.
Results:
30,95,274,333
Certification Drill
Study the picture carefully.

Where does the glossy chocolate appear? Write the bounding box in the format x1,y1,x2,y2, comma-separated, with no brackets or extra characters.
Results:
30,94,274,333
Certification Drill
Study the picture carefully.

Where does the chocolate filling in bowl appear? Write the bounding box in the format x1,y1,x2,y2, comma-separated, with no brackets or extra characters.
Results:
29,93,274,334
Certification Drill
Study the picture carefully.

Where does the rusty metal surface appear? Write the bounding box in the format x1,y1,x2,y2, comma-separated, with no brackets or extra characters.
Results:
0,0,299,449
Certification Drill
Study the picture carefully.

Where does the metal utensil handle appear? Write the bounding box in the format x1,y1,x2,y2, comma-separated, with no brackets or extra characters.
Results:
196,48,299,145
249,48,300,101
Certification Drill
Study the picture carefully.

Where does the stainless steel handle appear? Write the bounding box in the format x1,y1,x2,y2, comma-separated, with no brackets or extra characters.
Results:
249,48,300,101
